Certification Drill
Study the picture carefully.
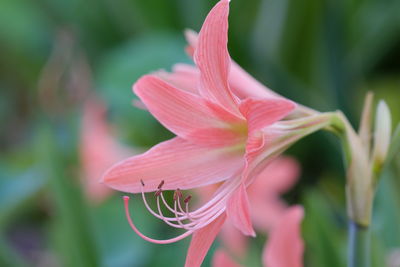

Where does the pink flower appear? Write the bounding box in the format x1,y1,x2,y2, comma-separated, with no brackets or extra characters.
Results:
102,0,331,266
80,97,133,203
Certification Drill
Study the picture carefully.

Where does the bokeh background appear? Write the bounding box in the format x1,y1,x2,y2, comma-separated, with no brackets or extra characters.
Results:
0,0,399,266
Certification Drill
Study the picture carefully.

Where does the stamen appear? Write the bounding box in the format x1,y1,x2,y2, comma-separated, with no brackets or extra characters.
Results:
160,193,185,216
141,183,186,221
157,180,165,189
123,196,193,244
133,176,242,239
156,194,190,228
173,188,183,201
173,200,193,230
154,189,162,197
184,195,192,203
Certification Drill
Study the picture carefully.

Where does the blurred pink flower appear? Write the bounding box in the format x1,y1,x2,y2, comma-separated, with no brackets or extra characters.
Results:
212,249,243,267
263,205,305,267
80,97,133,203
248,157,300,232
102,0,330,266
212,206,304,267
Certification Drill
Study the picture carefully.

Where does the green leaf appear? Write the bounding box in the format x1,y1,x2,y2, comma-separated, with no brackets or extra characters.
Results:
303,190,346,267
36,123,99,267
373,170,400,248
90,196,155,267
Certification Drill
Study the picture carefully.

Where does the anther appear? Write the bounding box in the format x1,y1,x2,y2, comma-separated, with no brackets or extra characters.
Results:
155,189,162,197
140,179,145,186
157,180,165,189
173,188,183,201
184,195,192,203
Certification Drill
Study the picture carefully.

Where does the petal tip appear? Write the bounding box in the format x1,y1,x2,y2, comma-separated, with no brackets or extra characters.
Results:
132,74,158,95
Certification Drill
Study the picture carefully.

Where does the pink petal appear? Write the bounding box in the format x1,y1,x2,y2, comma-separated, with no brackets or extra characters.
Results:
226,183,256,237
194,0,241,116
184,28,316,117
212,249,243,267
184,29,198,57
102,137,244,193
263,206,305,267
195,185,248,257
184,30,281,100
133,75,244,146
238,97,297,175
220,219,249,257
239,98,296,134
155,64,199,94
185,214,226,267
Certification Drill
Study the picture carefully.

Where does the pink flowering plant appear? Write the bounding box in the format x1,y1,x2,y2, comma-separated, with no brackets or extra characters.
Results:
100,1,397,266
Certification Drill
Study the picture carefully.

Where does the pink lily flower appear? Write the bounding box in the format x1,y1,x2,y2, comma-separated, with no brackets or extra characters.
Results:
102,0,331,265
80,97,133,203
212,205,305,267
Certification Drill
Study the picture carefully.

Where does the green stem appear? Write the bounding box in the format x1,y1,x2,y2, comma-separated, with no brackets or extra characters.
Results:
348,220,370,267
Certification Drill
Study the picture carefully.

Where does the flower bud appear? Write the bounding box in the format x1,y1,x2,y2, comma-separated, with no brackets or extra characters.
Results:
372,100,392,172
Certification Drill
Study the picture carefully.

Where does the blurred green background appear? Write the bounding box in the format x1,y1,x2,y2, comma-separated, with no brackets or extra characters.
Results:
0,0,399,266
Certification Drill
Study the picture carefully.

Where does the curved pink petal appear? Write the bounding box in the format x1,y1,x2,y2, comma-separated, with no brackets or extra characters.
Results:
226,183,256,237
184,30,316,117
194,0,241,116
155,64,199,94
263,206,304,267
158,60,277,101
133,75,244,146
184,29,198,57
239,98,296,134
220,219,248,257
184,30,281,100
185,214,226,267
238,98,296,181
102,137,244,193
212,249,243,267
195,184,248,257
